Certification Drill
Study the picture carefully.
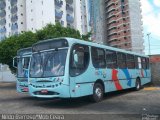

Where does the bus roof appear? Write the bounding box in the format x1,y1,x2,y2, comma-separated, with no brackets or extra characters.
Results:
32,37,148,58
17,47,32,56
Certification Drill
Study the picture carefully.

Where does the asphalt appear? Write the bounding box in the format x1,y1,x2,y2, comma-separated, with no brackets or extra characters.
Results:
0,82,160,120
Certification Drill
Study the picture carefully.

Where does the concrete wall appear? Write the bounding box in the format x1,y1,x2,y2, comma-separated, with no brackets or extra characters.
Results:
150,63,160,85
0,64,16,82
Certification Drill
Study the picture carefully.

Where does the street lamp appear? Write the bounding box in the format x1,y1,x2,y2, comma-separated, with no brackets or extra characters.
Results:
147,33,151,55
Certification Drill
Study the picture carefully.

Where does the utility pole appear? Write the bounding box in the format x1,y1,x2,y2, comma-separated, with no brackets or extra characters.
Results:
147,33,151,55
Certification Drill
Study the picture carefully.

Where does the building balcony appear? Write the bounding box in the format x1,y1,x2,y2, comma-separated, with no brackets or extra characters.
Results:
106,1,115,8
108,35,118,41
11,24,18,30
55,0,63,8
106,6,116,13
106,13,115,19
55,10,63,19
11,15,18,22
0,18,6,25
107,17,116,24
108,29,117,36
66,0,73,4
11,6,18,14
0,27,6,33
66,4,73,12
107,23,117,30
0,10,6,17
0,1,6,9
11,0,17,6
66,15,74,23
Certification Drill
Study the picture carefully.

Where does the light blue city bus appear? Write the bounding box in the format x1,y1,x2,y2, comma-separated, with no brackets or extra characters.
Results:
28,37,151,102
13,47,32,93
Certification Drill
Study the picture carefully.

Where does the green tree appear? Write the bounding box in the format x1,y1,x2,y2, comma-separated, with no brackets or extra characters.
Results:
0,23,92,74
36,23,81,40
82,31,92,41
0,31,38,73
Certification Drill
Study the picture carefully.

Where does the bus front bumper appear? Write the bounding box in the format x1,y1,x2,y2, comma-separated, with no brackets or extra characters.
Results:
28,83,70,98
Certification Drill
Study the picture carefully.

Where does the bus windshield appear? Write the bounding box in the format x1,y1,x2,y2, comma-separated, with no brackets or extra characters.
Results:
30,49,67,78
17,57,30,78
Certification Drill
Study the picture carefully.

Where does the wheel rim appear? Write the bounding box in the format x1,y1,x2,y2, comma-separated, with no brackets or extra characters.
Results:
95,87,102,98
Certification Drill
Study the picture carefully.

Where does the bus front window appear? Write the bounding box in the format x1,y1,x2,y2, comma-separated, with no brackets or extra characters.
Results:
30,49,67,78
17,57,30,78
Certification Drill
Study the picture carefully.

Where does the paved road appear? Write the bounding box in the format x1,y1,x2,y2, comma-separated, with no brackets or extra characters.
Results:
0,82,160,120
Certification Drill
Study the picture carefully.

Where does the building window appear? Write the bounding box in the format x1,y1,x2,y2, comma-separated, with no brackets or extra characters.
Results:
42,0,43,5
21,22,23,24
61,20,64,26
20,5,23,7
21,13,23,16
31,9,33,12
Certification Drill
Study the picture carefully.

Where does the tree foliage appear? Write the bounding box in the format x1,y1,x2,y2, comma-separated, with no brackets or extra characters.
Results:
0,23,91,74
0,31,38,73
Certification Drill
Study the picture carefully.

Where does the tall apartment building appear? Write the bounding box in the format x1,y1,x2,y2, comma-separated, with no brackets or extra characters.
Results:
90,0,144,54
0,0,91,41
0,0,18,40
105,0,144,53
90,0,106,44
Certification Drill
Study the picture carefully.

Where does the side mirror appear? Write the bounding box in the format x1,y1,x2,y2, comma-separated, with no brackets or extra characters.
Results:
13,57,17,68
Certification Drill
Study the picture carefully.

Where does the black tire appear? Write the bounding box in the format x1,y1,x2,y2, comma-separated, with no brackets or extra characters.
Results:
135,78,141,91
91,83,104,102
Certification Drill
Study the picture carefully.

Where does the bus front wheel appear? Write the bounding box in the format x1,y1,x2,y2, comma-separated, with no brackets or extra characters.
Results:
91,83,104,102
135,78,141,91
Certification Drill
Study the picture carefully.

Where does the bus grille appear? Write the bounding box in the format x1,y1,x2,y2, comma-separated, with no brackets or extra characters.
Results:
33,91,59,96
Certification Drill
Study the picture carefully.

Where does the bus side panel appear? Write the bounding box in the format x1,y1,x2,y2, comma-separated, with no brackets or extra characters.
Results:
140,69,151,85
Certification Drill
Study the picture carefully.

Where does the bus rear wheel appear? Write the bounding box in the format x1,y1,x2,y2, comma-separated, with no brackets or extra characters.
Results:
135,78,141,91
91,83,104,102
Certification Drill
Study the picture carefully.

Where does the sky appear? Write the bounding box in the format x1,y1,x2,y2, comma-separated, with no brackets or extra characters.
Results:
140,0,160,55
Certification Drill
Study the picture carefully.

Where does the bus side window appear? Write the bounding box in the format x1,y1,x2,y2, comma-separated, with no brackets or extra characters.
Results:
106,50,117,69
141,57,147,69
146,58,149,69
70,44,89,77
117,52,127,69
126,54,135,69
91,47,106,68
138,57,142,69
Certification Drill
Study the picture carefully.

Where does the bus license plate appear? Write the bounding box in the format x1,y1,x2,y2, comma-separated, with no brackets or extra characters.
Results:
41,89,48,93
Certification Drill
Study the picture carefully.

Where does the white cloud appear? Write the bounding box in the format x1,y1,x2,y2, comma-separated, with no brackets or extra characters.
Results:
141,0,153,15
153,0,160,7
141,0,160,37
